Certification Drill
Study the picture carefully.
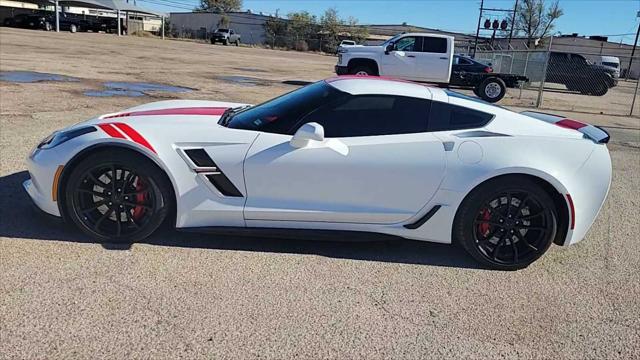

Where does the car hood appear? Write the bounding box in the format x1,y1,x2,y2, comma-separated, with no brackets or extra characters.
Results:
342,45,383,53
79,99,246,125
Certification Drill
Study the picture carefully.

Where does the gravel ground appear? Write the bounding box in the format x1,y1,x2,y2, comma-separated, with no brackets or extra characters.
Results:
1,28,639,359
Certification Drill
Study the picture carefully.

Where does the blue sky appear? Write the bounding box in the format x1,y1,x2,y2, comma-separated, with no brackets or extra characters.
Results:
140,0,640,44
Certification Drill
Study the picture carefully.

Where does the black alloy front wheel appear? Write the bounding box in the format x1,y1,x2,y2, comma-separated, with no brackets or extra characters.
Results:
65,149,172,243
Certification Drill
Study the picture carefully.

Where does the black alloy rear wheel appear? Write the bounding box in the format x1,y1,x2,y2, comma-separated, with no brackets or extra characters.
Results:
453,176,558,270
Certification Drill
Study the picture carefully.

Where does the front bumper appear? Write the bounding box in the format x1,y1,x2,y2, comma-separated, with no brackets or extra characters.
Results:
335,65,349,75
23,177,61,217
23,148,64,217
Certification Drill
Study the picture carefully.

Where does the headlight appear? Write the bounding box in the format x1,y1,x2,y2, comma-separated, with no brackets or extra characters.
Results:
38,126,96,149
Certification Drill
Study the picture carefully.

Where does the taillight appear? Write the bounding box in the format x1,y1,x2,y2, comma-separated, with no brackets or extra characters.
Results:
555,119,587,130
484,66,493,73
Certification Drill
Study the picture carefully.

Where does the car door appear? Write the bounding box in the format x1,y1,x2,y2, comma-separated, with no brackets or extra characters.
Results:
414,36,452,83
379,36,421,79
243,93,446,224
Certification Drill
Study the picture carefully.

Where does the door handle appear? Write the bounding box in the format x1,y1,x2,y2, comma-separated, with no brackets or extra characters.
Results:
407,55,416,58
439,57,448,60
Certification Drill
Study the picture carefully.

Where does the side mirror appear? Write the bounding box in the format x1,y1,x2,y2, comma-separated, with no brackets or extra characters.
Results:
291,122,324,148
385,43,395,54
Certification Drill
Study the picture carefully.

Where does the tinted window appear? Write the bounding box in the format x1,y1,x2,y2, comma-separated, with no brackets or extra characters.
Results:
395,36,418,52
422,37,447,53
428,101,493,131
226,81,347,134
297,95,431,137
454,56,473,65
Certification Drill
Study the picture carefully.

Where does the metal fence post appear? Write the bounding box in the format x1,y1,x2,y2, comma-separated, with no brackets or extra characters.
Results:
536,36,553,108
631,78,640,116
55,0,59,32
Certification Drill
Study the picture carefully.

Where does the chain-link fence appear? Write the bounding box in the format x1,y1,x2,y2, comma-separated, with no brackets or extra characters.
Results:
473,49,640,117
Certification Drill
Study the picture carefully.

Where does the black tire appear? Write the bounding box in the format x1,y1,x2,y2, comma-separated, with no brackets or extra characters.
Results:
210,38,215,45
235,39,240,46
453,176,558,270
64,149,173,243
349,65,375,76
70,24,77,33
472,86,481,97
587,80,609,96
223,39,228,45
477,77,506,103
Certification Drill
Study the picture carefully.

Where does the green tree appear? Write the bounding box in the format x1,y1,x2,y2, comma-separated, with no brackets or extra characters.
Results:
511,0,563,47
288,11,318,50
198,0,242,13
320,8,342,52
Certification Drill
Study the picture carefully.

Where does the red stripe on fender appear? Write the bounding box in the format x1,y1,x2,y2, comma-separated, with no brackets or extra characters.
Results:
112,122,156,154
555,119,587,130
104,107,229,119
98,123,126,139
566,194,575,230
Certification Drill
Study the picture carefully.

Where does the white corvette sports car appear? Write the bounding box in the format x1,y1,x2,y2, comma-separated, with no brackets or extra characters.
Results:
24,76,611,269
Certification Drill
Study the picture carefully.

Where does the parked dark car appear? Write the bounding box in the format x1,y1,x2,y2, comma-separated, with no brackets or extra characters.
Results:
452,55,493,73
3,11,124,34
3,13,52,30
546,52,617,96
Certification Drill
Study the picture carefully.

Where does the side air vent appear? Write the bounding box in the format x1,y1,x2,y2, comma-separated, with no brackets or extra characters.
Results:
184,148,244,197
205,174,243,197
184,148,215,167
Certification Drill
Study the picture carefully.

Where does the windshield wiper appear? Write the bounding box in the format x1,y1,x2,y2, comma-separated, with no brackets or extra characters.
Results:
219,105,251,127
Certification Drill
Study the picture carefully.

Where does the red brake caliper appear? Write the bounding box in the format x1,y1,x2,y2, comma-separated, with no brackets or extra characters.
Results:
132,177,146,221
477,208,491,237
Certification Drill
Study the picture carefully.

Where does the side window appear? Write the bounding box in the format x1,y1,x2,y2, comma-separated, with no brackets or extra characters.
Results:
395,37,418,52
421,37,448,53
298,95,431,137
428,101,493,131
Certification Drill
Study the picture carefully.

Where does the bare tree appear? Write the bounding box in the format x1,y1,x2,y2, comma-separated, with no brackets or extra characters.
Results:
198,0,242,13
512,0,563,47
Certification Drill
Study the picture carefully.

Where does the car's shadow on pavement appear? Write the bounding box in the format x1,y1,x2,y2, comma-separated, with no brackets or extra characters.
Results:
0,171,483,269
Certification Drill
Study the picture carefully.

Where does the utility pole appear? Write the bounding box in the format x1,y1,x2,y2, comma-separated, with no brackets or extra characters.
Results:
626,19,640,80
472,0,484,58
508,0,518,47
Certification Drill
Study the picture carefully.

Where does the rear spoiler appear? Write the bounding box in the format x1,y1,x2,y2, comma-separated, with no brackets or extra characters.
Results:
520,111,610,144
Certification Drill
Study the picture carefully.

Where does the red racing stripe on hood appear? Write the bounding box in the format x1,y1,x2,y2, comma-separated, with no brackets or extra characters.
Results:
98,122,156,154
104,107,229,119
112,123,156,154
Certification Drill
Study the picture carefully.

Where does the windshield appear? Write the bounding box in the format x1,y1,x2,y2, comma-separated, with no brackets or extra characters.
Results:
382,34,404,46
602,62,619,68
216,28,229,33
226,81,347,135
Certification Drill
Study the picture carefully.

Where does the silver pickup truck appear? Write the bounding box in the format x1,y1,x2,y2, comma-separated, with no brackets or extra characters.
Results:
210,28,241,46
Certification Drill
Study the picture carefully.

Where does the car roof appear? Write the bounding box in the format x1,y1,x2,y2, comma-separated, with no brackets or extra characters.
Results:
325,76,439,99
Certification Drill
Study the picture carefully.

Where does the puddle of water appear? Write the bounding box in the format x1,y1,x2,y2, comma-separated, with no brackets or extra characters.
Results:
0,71,79,83
282,80,313,86
84,89,146,97
85,81,194,97
215,75,272,87
103,82,194,93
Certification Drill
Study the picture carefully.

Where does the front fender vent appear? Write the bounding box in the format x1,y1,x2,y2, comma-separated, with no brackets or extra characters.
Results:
184,148,243,197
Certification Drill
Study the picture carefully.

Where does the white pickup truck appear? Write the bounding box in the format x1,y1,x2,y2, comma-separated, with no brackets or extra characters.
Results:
335,33,527,102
